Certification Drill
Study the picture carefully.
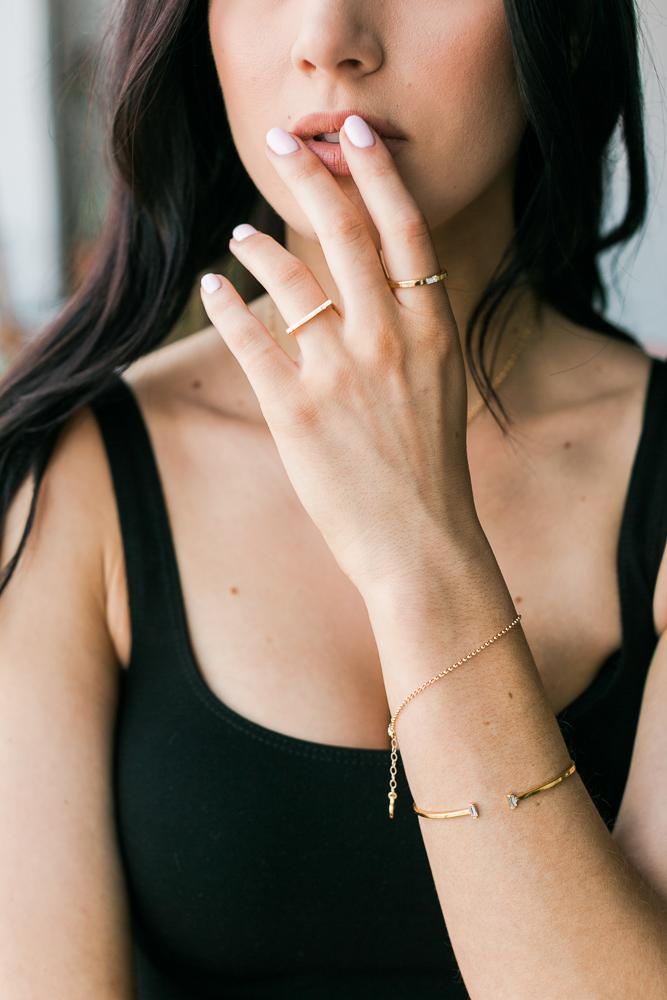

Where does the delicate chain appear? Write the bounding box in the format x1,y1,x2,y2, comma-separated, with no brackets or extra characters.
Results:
465,325,534,425
386,613,522,819
266,297,533,426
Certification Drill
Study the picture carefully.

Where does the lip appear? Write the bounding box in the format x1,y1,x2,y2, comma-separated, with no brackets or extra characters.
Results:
302,135,405,176
292,109,407,142
292,109,407,177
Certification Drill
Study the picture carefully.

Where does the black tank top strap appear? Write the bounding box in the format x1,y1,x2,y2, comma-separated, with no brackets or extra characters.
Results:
617,354,667,651
89,374,183,662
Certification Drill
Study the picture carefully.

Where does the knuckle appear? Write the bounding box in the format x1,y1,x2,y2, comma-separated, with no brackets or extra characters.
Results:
415,323,446,352
226,320,268,365
323,212,368,249
361,324,408,374
308,357,355,398
292,155,321,185
275,257,311,292
395,208,431,244
367,158,396,184
285,392,320,429
405,306,445,340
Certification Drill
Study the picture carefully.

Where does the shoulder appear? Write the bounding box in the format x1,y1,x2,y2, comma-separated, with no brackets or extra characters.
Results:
0,397,122,684
99,311,276,665
0,405,135,994
650,354,667,637
1,403,114,593
122,302,271,426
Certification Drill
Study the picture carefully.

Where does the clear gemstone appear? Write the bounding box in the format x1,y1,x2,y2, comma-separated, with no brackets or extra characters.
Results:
507,793,519,809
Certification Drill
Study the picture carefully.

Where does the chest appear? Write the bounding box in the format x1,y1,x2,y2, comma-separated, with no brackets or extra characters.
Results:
106,394,656,753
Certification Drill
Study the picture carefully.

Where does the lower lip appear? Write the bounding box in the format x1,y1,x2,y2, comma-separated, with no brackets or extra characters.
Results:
302,136,406,176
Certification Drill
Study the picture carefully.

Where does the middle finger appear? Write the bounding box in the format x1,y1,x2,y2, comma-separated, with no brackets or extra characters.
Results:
264,124,395,315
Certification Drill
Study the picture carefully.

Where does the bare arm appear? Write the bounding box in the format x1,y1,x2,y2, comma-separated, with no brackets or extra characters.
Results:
363,526,667,999
0,407,136,999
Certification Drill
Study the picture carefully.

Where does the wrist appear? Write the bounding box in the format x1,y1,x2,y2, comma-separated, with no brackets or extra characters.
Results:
359,520,520,719
359,514,497,616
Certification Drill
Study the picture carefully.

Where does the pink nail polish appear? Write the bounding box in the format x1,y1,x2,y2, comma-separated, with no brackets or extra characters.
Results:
201,273,222,293
266,127,300,155
232,224,258,241
343,115,375,148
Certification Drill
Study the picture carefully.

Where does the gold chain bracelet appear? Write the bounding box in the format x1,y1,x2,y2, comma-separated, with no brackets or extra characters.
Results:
386,613,523,820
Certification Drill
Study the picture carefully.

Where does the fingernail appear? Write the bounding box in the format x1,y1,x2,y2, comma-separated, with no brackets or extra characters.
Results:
266,126,300,155
201,273,222,293
343,115,375,148
231,223,258,241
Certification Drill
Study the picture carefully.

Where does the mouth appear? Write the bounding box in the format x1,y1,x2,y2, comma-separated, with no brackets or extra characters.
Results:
301,133,405,178
306,131,404,153
313,131,341,143
292,109,407,143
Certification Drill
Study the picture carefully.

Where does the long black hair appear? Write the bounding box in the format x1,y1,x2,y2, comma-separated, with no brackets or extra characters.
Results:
0,0,651,596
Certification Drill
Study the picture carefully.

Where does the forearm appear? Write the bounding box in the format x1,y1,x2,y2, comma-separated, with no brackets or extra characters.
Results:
363,527,667,999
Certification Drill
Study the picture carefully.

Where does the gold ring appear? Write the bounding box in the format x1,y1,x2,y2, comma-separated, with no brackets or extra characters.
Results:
285,298,337,336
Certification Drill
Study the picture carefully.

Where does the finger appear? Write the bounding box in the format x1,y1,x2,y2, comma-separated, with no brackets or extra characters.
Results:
199,272,303,427
228,224,347,372
265,126,394,315
338,116,448,317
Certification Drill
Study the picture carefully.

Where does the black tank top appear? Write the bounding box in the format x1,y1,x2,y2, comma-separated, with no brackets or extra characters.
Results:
90,354,667,999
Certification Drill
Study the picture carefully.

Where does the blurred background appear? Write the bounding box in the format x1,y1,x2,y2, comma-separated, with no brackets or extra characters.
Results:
1,0,666,375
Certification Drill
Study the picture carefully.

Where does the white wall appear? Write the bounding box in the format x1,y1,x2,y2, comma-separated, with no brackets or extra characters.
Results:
601,0,667,354
0,0,62,331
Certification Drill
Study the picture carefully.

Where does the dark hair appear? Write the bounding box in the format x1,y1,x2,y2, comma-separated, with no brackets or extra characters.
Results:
0,0,651,596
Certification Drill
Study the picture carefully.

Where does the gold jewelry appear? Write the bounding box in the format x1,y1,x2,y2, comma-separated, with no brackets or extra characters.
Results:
505,760,577,809
269,282,533,425
285,298,338,336
387,613,522,819
378,246,447,288
466,323,534,426
412,801,480,820
386,270,449,287
380,249,535,425
412,760,577,820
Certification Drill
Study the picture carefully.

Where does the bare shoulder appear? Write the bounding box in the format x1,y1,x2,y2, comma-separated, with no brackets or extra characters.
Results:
0,396,136,993
122,300,271,426
0,396,130,690
1,401,116,625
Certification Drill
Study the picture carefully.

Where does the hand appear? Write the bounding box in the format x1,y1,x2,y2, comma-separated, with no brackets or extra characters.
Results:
200,115,479,594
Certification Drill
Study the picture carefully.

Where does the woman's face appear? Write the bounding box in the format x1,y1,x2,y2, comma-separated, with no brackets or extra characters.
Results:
208,0,526,251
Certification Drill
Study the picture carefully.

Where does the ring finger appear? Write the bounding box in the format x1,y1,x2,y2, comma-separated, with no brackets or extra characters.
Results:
228,223,345,370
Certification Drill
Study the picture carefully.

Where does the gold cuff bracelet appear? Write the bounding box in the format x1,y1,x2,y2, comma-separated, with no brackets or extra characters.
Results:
412,760,577,819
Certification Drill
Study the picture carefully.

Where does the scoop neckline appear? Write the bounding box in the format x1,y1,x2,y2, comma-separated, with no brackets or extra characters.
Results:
117,354,659,760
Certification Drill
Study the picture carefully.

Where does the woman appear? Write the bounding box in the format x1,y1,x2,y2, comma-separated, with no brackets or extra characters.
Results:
1,0,666,996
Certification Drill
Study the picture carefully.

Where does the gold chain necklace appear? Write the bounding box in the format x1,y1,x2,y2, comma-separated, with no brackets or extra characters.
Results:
266,297,533,425
465,323,534,425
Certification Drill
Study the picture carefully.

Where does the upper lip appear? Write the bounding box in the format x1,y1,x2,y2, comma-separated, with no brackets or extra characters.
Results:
292,109,406,141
